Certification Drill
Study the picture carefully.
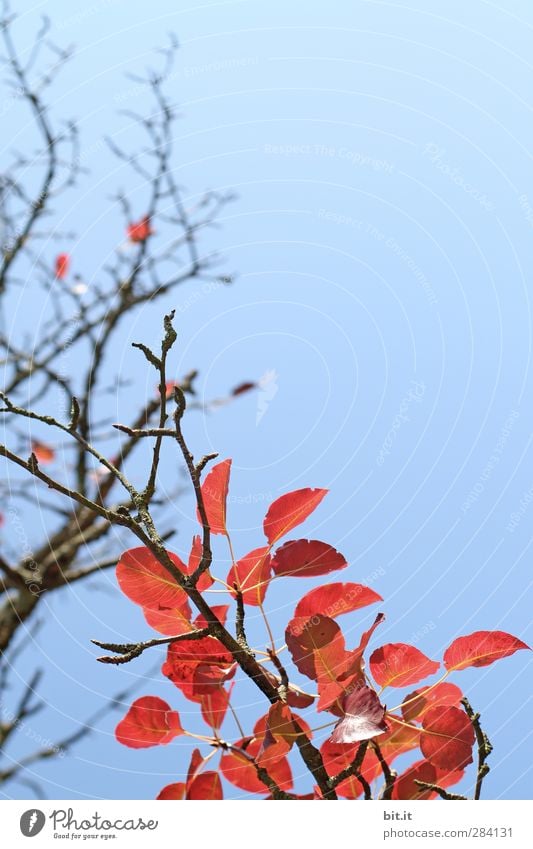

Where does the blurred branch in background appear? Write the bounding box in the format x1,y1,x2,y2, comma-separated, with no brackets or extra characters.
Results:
0,2,255,793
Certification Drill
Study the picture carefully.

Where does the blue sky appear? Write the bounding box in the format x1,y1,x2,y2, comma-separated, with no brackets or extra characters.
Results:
1,0,532,800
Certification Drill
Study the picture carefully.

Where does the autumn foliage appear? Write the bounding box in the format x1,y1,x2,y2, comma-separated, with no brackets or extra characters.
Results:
108,460,530,800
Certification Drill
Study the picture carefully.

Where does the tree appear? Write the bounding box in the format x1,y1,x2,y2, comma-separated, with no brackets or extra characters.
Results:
0,3,249,794
0,5,529,801
3,311,530,800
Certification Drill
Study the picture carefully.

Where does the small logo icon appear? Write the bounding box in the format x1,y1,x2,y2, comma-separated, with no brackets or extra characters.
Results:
20,810,46,837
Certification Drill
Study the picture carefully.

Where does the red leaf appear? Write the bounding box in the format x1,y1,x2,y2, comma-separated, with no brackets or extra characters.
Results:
193,605,230,630
187,748,203,786
227,546,271,605
220,738,293,794
329,684,388,744
421,706,475,770
286,615,345,681
317,613,386,713
127,216,153,242
370,643,440,689
321,741,381,798
186,771,223,800
271,539,347,578
378,715,421,762
160,379,179,398
401,683,463,723
392,758,465,800
31,440,55,465
115,696,183,749
232,381,256,396
184,535,213,592
116,547,190,612
200,686,230,731
263,488,328,545
444,630,530,672
198,459,231,536
256,703,309,767
157,782,186,800
392,759,438,800
263,672,316,709
294,582,382,619
162,635,235,700
142,604,194,636
55,253,70,279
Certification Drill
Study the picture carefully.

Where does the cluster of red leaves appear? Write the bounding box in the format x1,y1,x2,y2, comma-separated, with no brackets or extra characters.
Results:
112,460,530,799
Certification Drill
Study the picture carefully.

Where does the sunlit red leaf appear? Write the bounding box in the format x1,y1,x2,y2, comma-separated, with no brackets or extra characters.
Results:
184,535,213,591
321,741,382,798
421,706,475,770
271,539,347,578
162,634,235,701
256,703,310,767
187,748,203,786
232,381,256,396
227,546,271,606
193,605,230,630
142,604,194,636
116,547,189,612
31,440,55,465
55,253,70,279
157,782,186,800
220,738,293,794
286,615,345,681
378,715,421,763
186,771,223,800
263,488,328,545
444,630,530,672
329,684,388,744
127,215,153,242
316,613,386,713
198,459,231,536
115,696,183,749
370,643,440,689
199,686,230,731
392,760,439,800
294,582,382,619
401,683,463,723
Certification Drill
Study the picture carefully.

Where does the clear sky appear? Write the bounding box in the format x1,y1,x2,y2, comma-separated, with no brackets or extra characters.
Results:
1,0,532,800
